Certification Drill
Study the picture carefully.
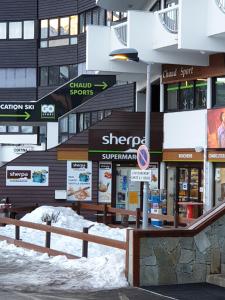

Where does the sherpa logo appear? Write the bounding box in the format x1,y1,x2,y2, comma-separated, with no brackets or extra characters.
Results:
41,104,55,119
102,133,145,148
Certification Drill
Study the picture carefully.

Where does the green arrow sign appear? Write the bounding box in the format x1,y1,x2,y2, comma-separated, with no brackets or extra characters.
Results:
94,81,108,90
0,111,31,120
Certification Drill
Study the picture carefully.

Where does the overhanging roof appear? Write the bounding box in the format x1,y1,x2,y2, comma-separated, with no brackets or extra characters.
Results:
96,0,149,11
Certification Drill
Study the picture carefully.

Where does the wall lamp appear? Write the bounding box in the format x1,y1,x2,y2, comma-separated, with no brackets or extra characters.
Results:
109,48,139,62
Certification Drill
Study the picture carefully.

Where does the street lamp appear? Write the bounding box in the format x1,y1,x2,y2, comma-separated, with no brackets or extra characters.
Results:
109,48,151,229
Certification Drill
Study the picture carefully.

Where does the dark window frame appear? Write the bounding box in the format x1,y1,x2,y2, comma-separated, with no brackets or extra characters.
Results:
0,20,35,40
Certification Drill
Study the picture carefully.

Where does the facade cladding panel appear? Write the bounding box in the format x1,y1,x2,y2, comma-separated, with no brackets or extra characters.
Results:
38,0,78,18
78,0,96,13
0,88,36,102
0,0,37,20
0,41,37,68
77,34,86,63
38,46,78,67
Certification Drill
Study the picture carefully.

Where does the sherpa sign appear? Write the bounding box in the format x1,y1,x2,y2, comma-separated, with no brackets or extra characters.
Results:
0,75,116,122
88,129,145,161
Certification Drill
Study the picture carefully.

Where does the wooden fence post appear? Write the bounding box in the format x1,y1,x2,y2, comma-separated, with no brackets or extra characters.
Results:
136,208,141,229
82,227,89,258
76,201,81,215
45,220,51,248
103,204,108,225
82,225,94,258
15,226,20,240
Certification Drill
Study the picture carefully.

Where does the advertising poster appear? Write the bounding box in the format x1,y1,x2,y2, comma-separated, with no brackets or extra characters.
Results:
6,166,49,186
98,162,112,203
208,108,225,148
67,161,92,201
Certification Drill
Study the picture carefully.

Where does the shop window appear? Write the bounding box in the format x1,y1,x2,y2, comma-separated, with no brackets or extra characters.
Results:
59,116,68,133
179,81,194,111
8,126,19,133
213,76,225,107
21,126,33,133
78,113,84,132
164,80,207,112
165,83,179,111
195,79,207,108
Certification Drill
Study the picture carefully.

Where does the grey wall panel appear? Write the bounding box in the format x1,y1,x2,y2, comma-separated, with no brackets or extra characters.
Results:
38,45,78,66
78,0,96,13
77,34,86,63
0,41,37,67
75,83,135,112
0,88,37,102
0,0,37,20
38,86,59,99
39,0,78,18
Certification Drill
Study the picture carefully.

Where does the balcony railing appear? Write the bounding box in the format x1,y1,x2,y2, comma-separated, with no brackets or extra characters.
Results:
158,5,179,34
113,22,127,46
215,0,225,13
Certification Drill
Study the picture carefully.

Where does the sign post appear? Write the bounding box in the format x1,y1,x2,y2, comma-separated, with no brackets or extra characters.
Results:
137,144,150,228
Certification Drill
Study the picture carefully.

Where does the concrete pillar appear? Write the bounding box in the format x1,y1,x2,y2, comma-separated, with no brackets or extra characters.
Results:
204,160,213,213
207,78,212,109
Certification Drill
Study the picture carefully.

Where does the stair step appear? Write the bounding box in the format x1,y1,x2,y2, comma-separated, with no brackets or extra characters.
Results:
207,274,225,288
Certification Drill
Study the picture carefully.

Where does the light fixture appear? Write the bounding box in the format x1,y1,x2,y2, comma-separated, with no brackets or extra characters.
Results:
109,48,139,62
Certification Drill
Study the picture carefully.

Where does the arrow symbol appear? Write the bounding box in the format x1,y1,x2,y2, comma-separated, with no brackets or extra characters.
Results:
94,81,108,90
0,111,31,120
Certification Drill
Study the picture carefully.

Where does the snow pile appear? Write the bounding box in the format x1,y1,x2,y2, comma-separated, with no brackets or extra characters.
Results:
0,206,129,291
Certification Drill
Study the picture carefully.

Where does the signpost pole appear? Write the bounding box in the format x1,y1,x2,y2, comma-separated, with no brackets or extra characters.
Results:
142,64,151,229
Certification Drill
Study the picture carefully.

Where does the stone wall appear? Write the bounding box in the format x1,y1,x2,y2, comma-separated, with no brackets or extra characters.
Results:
139,214,225,285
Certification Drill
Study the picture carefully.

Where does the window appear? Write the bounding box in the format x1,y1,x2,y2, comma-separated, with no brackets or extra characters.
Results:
24,21,35,39
49,66,59,86
0,68,36,88
8,126,19,133
60,17,69,35
69,114,77,135
0,126,6,132
164,0,178,7
0,23,6,39
49,18,58,37
165,80,207,112
40,15,78,48
106,10,127,26
39,64,78,87
79,8,106,33
59,66,69,84
21,126,33,133
0,20,34,40
40,67,48,87
9,22,22,39
59,116,68,133
213,77,225,107
84,113,91,129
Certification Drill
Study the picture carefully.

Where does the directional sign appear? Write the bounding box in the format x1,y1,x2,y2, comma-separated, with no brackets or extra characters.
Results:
137,145,150,170
0,75,116,122
131,169,152,182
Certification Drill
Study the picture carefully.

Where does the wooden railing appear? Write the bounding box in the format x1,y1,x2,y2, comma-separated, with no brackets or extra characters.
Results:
7,202,193,228
0,216,129,275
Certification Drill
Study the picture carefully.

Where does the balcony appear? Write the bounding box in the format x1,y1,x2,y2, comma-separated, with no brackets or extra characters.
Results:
113,22,127,46
158,5,179,34
207,0,225,38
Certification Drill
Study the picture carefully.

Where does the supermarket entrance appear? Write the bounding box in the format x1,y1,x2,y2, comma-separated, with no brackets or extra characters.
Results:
166,163,203,219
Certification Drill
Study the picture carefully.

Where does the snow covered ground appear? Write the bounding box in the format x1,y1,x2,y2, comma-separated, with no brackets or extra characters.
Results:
0,206,129,292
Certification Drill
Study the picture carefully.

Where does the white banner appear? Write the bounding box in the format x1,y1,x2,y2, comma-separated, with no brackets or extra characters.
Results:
98,162,112,203
131,169,152,182
67,161,92,201
6,166,49,186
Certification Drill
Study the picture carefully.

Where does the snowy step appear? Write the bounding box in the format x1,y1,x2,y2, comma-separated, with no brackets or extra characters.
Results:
207,274,225,288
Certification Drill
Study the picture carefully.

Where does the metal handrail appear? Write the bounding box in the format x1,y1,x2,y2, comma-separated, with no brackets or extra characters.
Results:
113,22,127,46
158,5,179,34
215,0,225,13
